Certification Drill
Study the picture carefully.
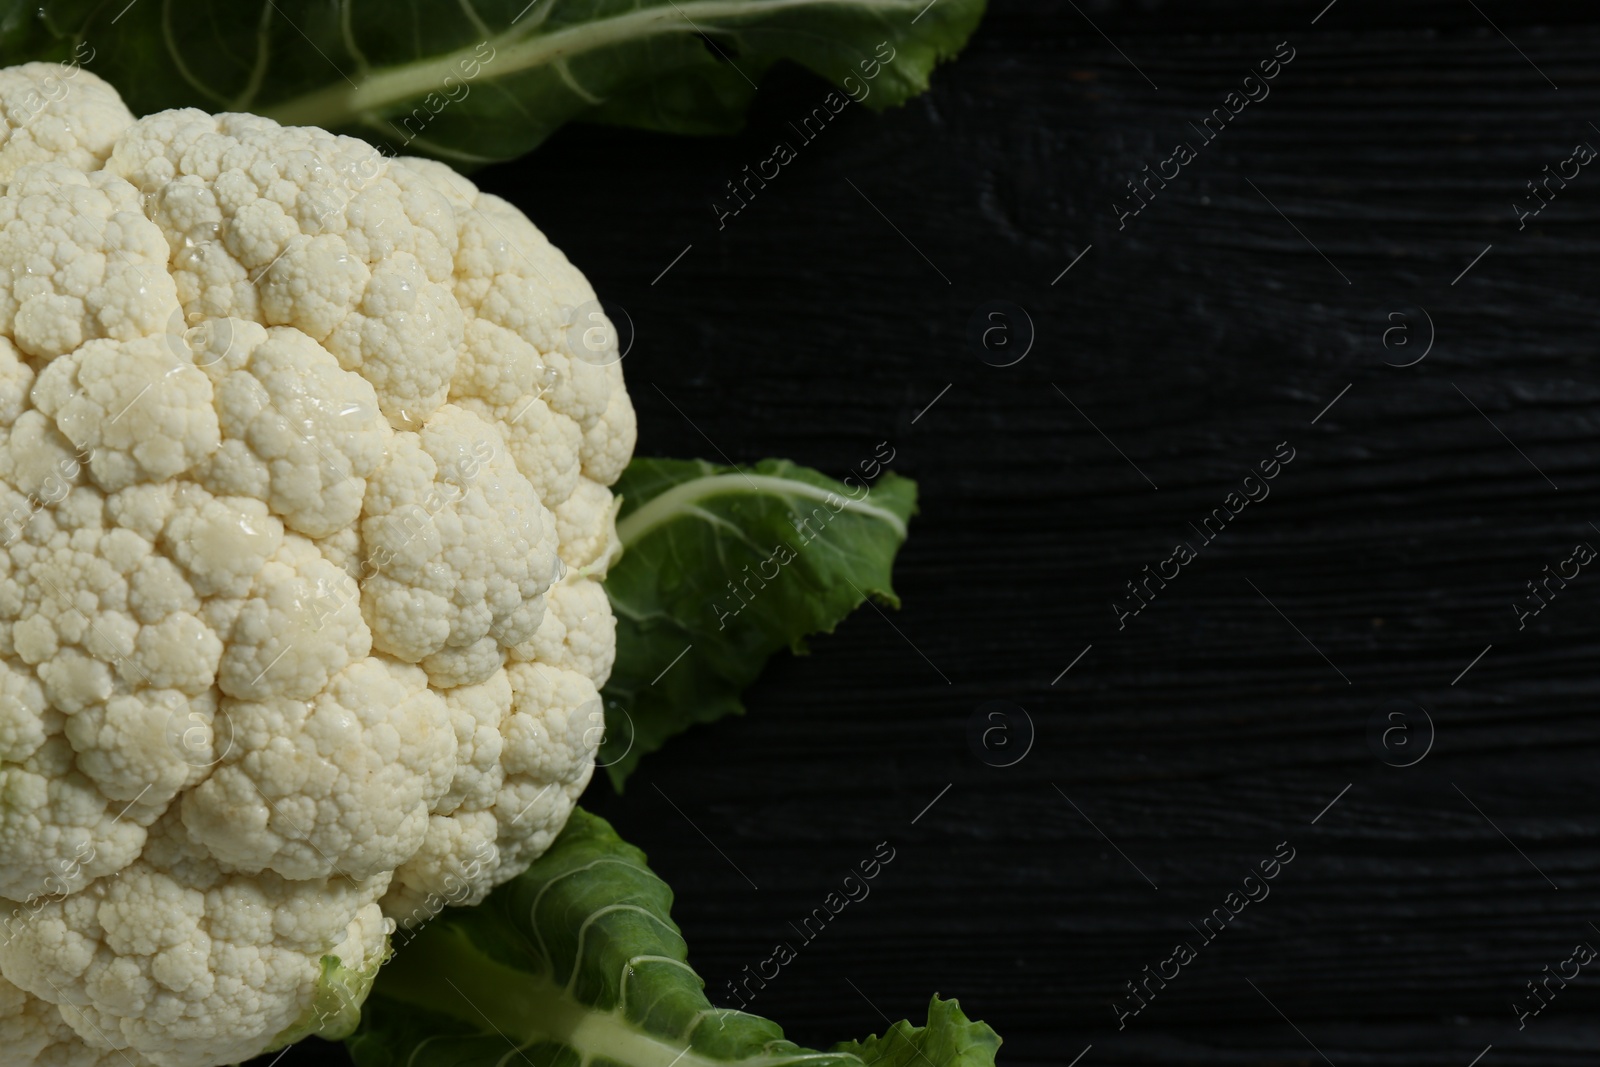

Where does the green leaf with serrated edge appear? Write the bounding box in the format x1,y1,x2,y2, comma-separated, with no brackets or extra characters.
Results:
599,457,915,789
348,808,1000,1067
1,0,984,166
832,996,1002,1067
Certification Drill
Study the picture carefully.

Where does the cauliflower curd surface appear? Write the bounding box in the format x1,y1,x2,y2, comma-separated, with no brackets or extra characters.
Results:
0,63,636,1067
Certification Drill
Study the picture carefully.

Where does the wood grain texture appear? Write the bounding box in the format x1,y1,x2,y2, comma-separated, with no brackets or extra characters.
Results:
255,2,1600,1065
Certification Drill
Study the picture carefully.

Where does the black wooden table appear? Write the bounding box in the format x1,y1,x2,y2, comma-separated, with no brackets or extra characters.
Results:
261,2,1600,1064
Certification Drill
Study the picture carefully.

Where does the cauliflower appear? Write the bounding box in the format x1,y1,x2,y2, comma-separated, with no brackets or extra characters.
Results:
0,63,635,1067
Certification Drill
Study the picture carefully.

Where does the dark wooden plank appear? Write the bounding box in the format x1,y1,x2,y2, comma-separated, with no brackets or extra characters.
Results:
257,3,1600,1066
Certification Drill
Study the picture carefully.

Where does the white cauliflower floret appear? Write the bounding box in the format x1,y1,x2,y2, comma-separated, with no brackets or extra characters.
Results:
359,405,556,687
213,533,371,702
196,322,389,538
382,662,600,921
488,662,605,881
434,669,512,816
0,682,147,903
181,657,452,881
0,163,178,361
511,578,618,688
0,63,132,182
2,970,127,1067
0,65,635,1067
554,477,623,575
5,813,393,1067
33,336,219,490
64,690,218,805
112,110,464,430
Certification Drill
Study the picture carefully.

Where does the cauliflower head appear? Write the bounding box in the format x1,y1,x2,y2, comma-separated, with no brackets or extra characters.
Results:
0,62,636,1067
